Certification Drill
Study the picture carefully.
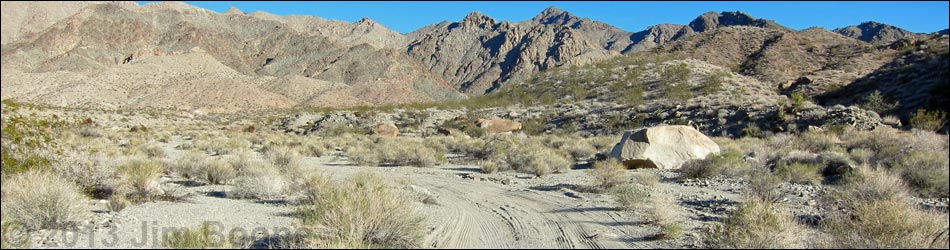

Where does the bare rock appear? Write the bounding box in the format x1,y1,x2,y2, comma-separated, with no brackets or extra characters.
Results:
476,119,523,134
609,125,721,169
372,123,399,137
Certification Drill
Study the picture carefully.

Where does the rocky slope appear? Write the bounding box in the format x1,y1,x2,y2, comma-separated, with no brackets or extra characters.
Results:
1,2,945,114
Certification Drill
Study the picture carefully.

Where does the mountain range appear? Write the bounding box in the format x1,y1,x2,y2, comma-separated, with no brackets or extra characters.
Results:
1,1,944,113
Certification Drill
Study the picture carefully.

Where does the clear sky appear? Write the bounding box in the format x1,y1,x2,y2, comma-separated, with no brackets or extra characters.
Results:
138,1,950,34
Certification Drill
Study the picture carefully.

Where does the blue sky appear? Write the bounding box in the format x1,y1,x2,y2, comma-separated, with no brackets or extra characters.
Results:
138,1,949,34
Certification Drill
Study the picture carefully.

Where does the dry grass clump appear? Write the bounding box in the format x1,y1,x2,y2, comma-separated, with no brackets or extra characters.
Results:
228,160,288,200
116,159,166,202
296,173,424,248
586,136,618,153
139,143,165,158
163,222,235,249
818,167,949,249
633,171,660,187
2,171,86,231
588,159,629,191
202,158,237,185
265,146,302,170
561,142,598,160
646,194,683,240
429,136,486,156
169,151,209,180
703,197,804,249
345,138,446,168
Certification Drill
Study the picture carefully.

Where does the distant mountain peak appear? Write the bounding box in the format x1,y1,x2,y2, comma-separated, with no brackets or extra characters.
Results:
833,21,918,44
460,11,496,28
686,11,786,33
224,6,244,15
532,6,580,25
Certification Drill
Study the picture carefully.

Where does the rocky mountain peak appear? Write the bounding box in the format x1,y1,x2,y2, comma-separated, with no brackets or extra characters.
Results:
532,6,580,25
833,21,918,44
460,11,496,29
688,11,783,32
224,6,244,15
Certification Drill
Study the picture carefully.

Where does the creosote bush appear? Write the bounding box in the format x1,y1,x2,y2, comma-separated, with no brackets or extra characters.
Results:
704,197,803,249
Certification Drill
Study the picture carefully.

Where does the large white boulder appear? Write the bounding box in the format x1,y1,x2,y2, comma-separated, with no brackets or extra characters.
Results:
609,125,720,169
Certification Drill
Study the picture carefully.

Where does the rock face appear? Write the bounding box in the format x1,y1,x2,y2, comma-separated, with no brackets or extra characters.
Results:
476,119,522,134
833,21,920,44
373,123,399,137
609,126,721,169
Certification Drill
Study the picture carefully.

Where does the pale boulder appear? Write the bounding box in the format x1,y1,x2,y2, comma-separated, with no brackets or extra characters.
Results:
476,119,522,134
609,125,720,169
373,123,399,137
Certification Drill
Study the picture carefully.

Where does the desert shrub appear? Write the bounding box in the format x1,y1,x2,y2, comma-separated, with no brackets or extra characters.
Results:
2,171,86,231
746,171,784,203
170,151,208,179
610,184,650,211
860,90,900,114
647,194,683,240
896,151,949,198
229,162,288,200
701,70,727,95
796,131,841,153
561,142,597,160
78,127,102,138
163,222,235,249
819,167,949,248
117,159,166,202
704,197,803,249
1,216,29,249
680,149,750,179
589,159,628,191
483,136,572,176
346,138,445,168
139,143,166,158
910,109,947,132
586,136,618,152
265,146,303,175
774,162,823,185
1,114,67,177
202,159,237,185
478,160,503,174
296,173,424,248
634,171,660,187
108,195,130,213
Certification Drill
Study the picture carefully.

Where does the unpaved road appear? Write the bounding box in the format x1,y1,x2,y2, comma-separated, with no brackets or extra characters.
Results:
308,155,729,249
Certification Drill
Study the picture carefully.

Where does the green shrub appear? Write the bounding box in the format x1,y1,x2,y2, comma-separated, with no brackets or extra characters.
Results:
1,114,68,177
701,70,728,95
610,184,650,211
909,109,947,132
860,90,900,114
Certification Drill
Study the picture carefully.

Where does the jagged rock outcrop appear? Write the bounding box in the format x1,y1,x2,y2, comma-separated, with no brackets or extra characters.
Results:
834,21,921,44
609,126,721,169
